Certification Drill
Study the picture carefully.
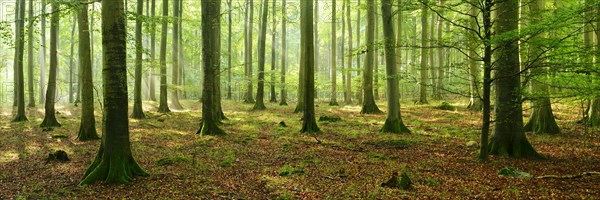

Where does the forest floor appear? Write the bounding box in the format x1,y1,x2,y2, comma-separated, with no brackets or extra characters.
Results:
0,99,599,199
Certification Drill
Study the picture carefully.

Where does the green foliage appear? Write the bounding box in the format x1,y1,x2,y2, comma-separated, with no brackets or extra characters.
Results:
278,164,305,177
498,167,532,178
436,102,455,111
318,114,342,122
156,156,190,166
50,134,68,138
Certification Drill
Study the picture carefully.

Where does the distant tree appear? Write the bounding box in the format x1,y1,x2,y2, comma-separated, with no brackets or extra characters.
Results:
523,0,559,134
76,0,99,141
341,0,347,103
417,0,429,104
227,0,233,100
244,0,256,104
149,0,157,101
300,0,320,134
345,0,352,104
359,0,382,114
269,0,277,103
467,0,482,111
253,0,268,110
68,14,76,104
198,0,226,136
13,0,27,122
39,0,47,104
80,0,148,184
279,0,288,106
329,0,339,106
40,2,61,128
489,0,542,158
131,0,146,119
380,0,409,133
435,0,445,99
27,0,34,107
587,0,600,127
157,0,171,113
170,0,184,110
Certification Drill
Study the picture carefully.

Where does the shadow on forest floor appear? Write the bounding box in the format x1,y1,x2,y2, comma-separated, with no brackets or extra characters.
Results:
0,99,599,199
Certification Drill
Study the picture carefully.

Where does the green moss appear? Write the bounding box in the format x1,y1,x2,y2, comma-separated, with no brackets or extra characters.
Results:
498,167,532,178
279,164,305,177
51,134,68,139
436,102,456,111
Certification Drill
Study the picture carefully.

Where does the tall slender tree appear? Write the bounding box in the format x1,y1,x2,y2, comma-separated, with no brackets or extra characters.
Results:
341,0,347,103
381,0,409,133
27,0,34,107
80,0,149,184
300,0,320,134
131,0,146,118
467,0,482,111
198,0,226,136
329,0,339,106
13,0,27,122
170,0,184,110
523,0,559,134
244,0,256,103
39,0,47,104
269,0,277,103
157,0,171,113
489,0,542,158
359,0,382,114
77,0,99,141
279,0,288,106
416,0,429,104
345,0,352,104
227,0,233,100
435,0,445,99
68,14,76,104
149,0,156,101
40,2,61,127
253,0,268,110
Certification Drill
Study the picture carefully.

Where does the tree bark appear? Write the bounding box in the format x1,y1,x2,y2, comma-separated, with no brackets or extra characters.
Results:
253,0,268,110
467,0,483,111
77,0,99,141
149,0,156,101
157,0,171,113
69,14,77,104
40,2,61,127
341,0,347,104
300,0,321,134
359,0,382,114
12,0,27,122
39,0,47,104
227,0,233,100
417,1,429,104
345,0,352,104
27,0,35,107
244,0,256,103
380,0,409,133
170,0,184,110
80,0,149,184
489,0,542,159
269,0,277,103
131,0,146,118
198,0,226,136
279,0,288,106
329,0,339,106
435,0,445,99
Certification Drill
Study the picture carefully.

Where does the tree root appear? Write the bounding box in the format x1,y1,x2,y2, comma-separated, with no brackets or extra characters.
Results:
536,172,600,179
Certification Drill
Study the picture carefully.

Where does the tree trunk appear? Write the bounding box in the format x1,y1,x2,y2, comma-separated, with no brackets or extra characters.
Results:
80,0,149,184
279,0,288,106
13,0,20,108
380,0,409,133
479,0,492,161
300,0,321,134
429,12,436,99
587,0,600,127
131,0,146,118
341,0,347,104
170,0,184,109
69,14,77,104
489,0,542,159
198,0,226,136
356,0,362,104
345,0,352,104
227,0,233,100
359,0,382,114
314,0,319,101
417,1,429,104
157,0,171,113
269,0,277,103
523,0,559,134
149,0,156,101
39,0,47,104
27,0,35,107
329,0,339,106
77,0,99,141
373,0,379,101
13,0,27,122
244,0,256,103
253,0,268,110
40,2,61,127
435,0,445,99
467,0,482,111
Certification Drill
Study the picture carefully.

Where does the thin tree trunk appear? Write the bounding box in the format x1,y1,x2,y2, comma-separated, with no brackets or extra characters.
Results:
341,0,347,103
468,0,482,111
149,0,156,101
27,0,35,107
40,2,61,127
359,0,382,114
329,0,339,106
131,0,145,118
279,0,288,105
356,0,362,104
227,0,233,100
13,0,27,122
417,0,429,104
269,0,277,103
300,0,320,134
69,14,77,104
253,0,268,110
435,0,445,99
76,0,99,141
39,0,47,104
170,0,184,109
244,0,256,103
381,0,409,133
345,0,352,104
157,0,171,113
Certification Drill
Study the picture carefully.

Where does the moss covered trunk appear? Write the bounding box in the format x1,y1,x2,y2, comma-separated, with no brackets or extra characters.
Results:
300,0,320,134
80,0,148,184
77,0,99,141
